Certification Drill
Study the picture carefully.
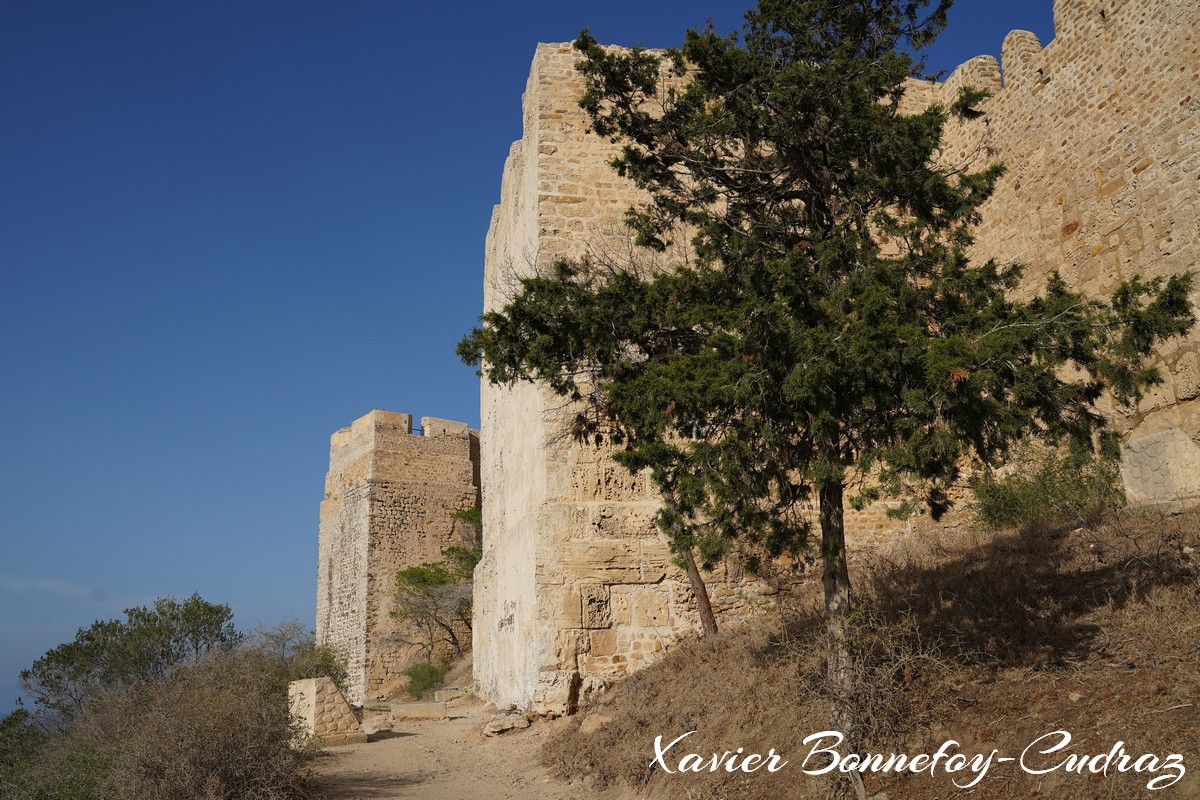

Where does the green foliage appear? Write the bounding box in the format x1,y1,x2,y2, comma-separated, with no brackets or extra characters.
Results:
973,443,1126,532
19,594,239,727
452,506,483,533
0,709,44,795
459,0,1193,575
442,544,483,581
123,593,240,662
403,660,447,700
392,547,480,659
0,739,107,800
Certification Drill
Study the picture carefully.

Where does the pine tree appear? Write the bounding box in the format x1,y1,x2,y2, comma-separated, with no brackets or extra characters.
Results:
458,0,1192,772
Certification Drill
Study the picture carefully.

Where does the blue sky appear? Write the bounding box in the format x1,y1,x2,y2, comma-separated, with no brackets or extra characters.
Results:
0,1,1054,710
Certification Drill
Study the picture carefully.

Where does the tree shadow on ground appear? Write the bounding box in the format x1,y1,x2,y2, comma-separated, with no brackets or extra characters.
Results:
784,509,1198,669
314,770,428,798
367,730,417,742
867,511,1197,667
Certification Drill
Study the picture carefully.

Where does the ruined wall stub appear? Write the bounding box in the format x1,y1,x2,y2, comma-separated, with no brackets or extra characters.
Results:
288,676,368,747
317,409,480,705
476,0,1200,713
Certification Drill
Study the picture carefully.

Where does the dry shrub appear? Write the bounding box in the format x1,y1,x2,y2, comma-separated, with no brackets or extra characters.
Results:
880,510,1200,800
87,651,316,800
542,601,966,799
865,509,1198,669
542,626,814,798
784,596,964,753
7,647,321,800
542,508,1200,800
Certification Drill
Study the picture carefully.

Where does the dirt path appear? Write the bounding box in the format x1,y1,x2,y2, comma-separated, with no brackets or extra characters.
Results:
312,698,628,800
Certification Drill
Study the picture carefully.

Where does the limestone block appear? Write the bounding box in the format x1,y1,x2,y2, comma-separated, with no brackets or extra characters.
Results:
538,503,590,542
530,669,581,716
638,541,671,583
609,585,633,626
392,701,447,720
590,629,617,657
1177,400,1200,444
1173,352,1200,401
434,687,464,702
1138,370,1176,415
568,460,648,502
1136,406,1182,438
546,629,588,671
581,584,612,629
484,709,532,736
421,417,471,437
579,675,611,707
633,587,671,628
1121,428,1200,503
589,502,659,538
289,679,316,731
539,584,582,626
537,540,642,584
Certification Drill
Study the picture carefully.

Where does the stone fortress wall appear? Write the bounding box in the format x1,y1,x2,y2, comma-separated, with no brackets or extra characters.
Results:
316,410,480,705
923,0,1200,499
472,0,1200,714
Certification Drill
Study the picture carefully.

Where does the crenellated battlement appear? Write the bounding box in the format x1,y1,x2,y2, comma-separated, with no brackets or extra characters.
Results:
911,0,1196,116
1053,0,1123,41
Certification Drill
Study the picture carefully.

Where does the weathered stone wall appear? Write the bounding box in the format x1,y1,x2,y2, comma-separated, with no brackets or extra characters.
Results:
924,0,1200,497
475,0,1199,713
317,410,480,705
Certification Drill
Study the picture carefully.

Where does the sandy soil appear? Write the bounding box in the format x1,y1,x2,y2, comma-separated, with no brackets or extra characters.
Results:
312,697,629,800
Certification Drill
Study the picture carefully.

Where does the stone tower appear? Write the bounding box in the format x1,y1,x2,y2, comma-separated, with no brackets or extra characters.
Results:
317,410,480,704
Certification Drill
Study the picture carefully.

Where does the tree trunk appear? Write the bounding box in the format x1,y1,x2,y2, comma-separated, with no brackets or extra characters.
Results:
436,619,463,658
661,490,719,637
684,546,719,637
819,479,864,800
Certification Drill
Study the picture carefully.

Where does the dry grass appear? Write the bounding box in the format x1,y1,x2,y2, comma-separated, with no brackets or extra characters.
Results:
542,508,1200,799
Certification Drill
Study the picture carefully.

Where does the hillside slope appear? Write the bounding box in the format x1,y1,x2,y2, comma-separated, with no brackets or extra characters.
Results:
544,511,1200,799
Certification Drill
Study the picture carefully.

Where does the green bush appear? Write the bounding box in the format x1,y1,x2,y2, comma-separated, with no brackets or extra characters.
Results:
19,594,239,727
451,507,482,534
972,443,1126,531
0,709,44,798
404,661,446,699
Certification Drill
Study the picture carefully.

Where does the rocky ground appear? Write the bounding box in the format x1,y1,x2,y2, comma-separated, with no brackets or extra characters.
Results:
311,695,632,800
